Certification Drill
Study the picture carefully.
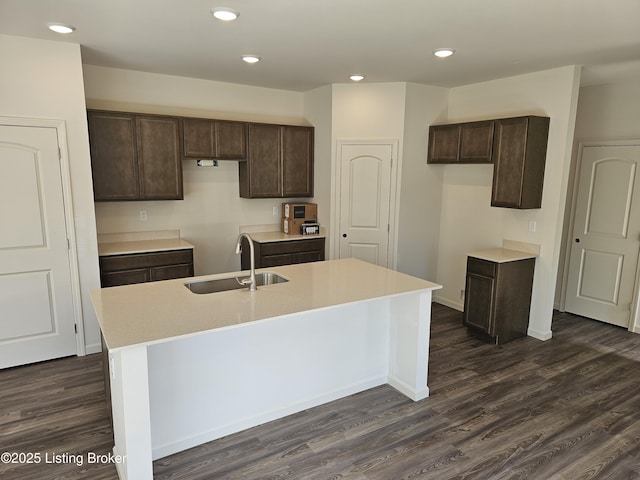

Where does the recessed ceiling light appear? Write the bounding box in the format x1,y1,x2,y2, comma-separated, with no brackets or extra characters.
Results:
211,7,240,21
349,74,365,82
242,55,261,64
433,48,455,58
48,24,76,34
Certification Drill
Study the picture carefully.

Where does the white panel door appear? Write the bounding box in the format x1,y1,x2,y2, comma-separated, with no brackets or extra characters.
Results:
565,145,640,327
0,125,77,368
338,143,393,267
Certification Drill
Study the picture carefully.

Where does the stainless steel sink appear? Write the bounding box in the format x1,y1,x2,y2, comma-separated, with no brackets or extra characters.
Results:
185,272,288,294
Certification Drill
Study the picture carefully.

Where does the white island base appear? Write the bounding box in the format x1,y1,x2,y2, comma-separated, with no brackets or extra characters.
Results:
94,259,441,479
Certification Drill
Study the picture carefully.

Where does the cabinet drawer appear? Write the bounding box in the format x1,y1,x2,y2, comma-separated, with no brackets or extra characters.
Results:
150,263,194,281
100,249,193,272
101,269,150,287
260,254,295,267
466,257,497,277
260,238,324,256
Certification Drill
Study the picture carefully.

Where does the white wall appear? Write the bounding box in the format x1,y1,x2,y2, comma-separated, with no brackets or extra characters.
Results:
84,65,315,276
572,82,640,139
433,66,581,341
0,35,102,352
303,85,333,253
329,83,408,263
397,83,449,280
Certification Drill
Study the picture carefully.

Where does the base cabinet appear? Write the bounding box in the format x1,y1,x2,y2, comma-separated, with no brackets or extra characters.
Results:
241,237,325,269
99,249,194,287
463,256,535,344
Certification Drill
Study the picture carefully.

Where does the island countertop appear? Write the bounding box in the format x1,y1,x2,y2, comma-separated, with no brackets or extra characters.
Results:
91,258,441,351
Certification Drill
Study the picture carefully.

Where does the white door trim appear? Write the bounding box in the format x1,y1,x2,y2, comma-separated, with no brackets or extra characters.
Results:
561,138,640,334
331,139,401,269
0,116,84,355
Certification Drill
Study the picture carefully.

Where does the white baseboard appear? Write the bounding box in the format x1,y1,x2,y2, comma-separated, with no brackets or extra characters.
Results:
433,295,463,312
527,327,553,341
84,342,102,355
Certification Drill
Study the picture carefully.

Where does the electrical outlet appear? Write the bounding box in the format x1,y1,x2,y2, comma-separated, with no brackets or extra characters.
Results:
139,210,147,221
528,220,537,232
272,206,279,216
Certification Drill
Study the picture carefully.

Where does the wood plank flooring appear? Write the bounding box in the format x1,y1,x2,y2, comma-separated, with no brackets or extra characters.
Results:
2,304,640,479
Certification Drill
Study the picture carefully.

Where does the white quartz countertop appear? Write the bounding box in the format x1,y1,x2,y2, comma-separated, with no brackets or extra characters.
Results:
467,248,538,263
98,238,194,256
243,231,326,243
91,258,441,351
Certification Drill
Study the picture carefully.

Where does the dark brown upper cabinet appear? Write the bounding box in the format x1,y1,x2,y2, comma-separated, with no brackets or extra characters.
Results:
491,116,550,209
88,110,183,201
239,123,314,198
282,126,314,197
182,118,247,160
427,120,494,164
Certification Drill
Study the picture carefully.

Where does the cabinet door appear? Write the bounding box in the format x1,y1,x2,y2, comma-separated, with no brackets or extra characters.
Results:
240,124,282,198
216,121,247,159
183,119,247,159
427,124,460,163
282,126,313,197
463,272,495,335
459,121,494,163
88,111,139,201
182,118,215,158
136,116,183,200
491,116,549,209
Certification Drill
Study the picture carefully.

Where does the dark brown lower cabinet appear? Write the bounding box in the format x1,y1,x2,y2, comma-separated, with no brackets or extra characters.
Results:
463,256,535,344
241,237,325,269
99,249,194,287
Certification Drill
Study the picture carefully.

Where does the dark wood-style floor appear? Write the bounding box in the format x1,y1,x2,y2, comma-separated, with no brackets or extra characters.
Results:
2,304,640,479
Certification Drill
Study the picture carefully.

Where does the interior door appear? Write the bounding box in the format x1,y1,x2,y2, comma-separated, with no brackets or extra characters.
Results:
0,125,77,368
338,143,393,267
565,145,640,327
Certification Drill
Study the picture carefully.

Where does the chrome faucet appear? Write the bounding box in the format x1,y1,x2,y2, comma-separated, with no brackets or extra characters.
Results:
235,233,257,291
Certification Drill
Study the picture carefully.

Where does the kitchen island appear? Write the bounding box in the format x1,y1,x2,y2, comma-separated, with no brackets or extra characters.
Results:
91,258,441,480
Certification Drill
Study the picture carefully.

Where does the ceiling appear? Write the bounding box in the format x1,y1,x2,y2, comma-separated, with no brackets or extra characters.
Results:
1,0,640,92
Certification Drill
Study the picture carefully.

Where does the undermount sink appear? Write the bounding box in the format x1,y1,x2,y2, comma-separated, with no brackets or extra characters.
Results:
185,272,288,294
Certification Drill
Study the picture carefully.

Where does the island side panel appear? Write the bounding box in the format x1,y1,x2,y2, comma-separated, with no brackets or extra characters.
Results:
147,299,391,460
387,290,432,401
109,345,153,480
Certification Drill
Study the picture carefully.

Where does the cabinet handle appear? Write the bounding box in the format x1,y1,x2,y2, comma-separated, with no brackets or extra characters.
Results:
575,238,580,243
342,233,347,238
